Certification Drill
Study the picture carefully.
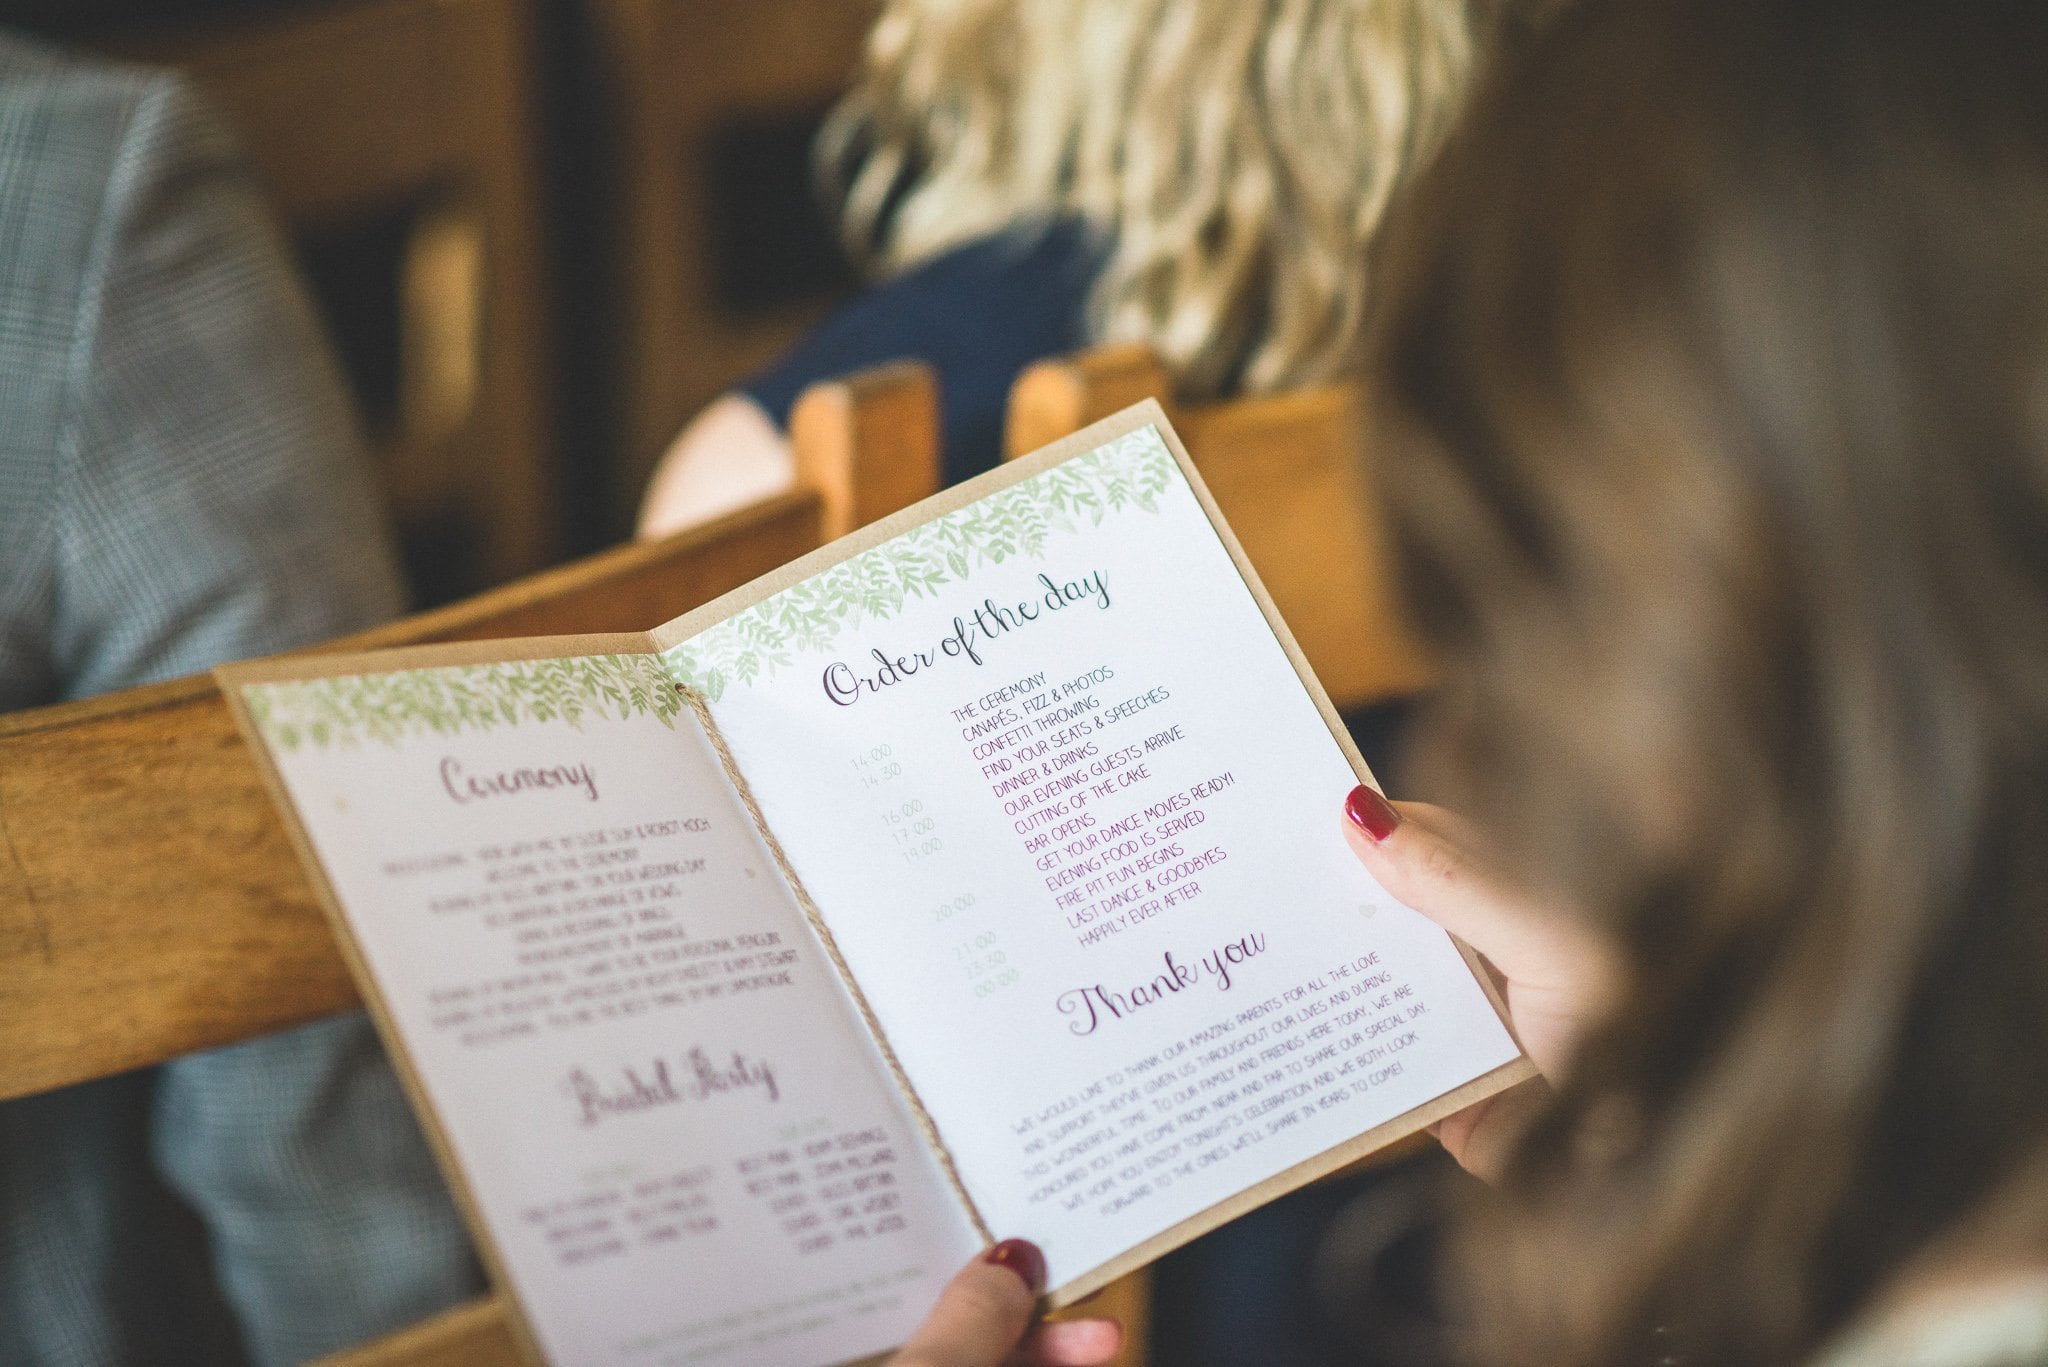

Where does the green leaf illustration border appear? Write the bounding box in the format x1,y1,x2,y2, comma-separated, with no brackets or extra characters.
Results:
245,652,683,752
242,426,1179,744
662,424,1179,699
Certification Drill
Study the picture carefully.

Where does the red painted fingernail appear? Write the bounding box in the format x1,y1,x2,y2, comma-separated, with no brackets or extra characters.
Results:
1344,784,1400,841
983,1238,1047,1294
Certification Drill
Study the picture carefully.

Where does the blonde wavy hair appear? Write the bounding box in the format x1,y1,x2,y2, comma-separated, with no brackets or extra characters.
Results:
822,0,1490,400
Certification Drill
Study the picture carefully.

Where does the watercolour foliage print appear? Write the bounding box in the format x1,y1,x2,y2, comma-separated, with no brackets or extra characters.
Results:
245,653,683,751
662,425,1179,700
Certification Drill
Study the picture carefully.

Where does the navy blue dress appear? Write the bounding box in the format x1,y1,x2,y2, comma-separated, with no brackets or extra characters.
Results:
738,219,1104,488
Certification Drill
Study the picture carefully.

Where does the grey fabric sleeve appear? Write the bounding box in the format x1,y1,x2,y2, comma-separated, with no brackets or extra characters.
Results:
49,70,405,699
38,70,480,1363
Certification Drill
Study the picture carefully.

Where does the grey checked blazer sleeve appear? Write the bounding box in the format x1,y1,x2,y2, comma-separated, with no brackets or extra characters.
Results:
0,39,481,1367
46,61,405,697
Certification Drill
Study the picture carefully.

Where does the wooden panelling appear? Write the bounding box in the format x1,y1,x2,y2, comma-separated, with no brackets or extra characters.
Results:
126,0,558,595
311,1297,521,1367
588,0,879,520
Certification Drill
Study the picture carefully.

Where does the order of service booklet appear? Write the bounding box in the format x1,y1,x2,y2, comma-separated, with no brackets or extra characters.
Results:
219,402,1531,1367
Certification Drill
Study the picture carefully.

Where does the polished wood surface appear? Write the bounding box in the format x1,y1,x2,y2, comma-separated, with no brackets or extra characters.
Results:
1004,343,1176,462
311,1298,521,1367
311,1275,1153,1367
792,361,942,539
1007,344,1433,712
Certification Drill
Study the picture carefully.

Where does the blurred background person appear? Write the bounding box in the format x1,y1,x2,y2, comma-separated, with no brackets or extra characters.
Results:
638,0,1504,535
1358,0,2048,1362
0,33,480,1365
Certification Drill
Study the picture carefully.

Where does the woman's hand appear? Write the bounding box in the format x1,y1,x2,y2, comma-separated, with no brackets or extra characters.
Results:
1341,786,1622,1182
887,1240,1123,1367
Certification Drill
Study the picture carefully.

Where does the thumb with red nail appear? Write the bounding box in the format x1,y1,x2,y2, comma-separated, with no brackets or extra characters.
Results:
887,1238,1123,1367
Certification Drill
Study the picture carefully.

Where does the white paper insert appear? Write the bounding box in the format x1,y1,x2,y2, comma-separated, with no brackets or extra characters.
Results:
249,685,978,1366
